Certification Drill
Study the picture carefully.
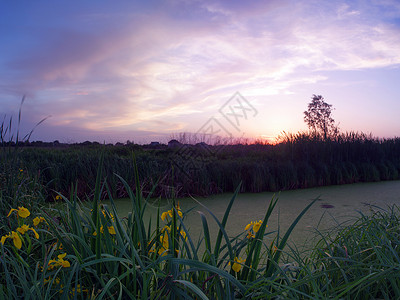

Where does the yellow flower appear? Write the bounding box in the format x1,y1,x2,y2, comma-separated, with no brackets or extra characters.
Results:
230,257,245,273
101,209,115,221
161,204,183,221
7,206,30,218
43,277,61,285
58,258,70,268
180,230,187,241
161,225,171,233
244,222,253,231
48,253,70,270
93,226,104,236
93,226,116,236
11,231,23,249
55,195,62,201
160,233,169,247
177,210,183,218
161,211,169,221
16,224,39,239
175,203,183,218
33,216,46,227
253,220,263,233
158,232,169,256
1,231,22,249
247,231,255,239
107,226,116,235
245,220,264,233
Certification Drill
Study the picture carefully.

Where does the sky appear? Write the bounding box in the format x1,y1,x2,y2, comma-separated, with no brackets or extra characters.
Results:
1,0,399,144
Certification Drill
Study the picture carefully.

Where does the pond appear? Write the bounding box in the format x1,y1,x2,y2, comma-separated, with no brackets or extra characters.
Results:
104,180,400,250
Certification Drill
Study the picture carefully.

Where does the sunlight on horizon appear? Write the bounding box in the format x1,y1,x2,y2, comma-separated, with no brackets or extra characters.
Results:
0,1,399,143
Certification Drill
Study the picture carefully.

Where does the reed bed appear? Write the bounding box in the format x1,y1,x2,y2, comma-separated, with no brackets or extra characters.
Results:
5,131,400,200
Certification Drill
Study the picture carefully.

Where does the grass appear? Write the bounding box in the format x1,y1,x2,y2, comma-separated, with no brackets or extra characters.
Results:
7,130,400,201
2,145,400,299
0,151,312,298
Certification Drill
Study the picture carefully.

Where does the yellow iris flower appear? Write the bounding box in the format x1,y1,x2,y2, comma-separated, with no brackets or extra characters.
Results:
1,231,22,249
161,211,169,221
100,208,115,221
158,232,169,256
7,206,30,218
253,220,262,233
230,257,245,273
17,224,39,239
160,204,183,221
48,253,70,270
247,231,255,239
180,229,187,241
245,220,264,233
33,216,46,227
93,225,116,236
107,226,116,235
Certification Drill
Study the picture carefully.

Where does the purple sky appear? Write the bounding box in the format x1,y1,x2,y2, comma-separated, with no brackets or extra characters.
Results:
1,0,400,144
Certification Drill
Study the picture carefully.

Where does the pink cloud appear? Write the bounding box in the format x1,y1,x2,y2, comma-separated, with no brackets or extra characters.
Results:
1,0,400,142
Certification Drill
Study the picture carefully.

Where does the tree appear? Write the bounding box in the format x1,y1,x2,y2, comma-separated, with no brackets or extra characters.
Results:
304,94,338,140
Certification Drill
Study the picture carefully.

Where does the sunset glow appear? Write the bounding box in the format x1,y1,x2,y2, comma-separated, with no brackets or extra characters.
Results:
1,1,399,143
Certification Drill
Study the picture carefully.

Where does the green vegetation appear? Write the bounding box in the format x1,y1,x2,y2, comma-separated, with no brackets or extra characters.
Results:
2,137,400,298
4,130,400,200
2,106,400,299
3,97,399,200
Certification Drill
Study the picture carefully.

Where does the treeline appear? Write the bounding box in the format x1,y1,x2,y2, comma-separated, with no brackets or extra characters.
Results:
5,131,400,200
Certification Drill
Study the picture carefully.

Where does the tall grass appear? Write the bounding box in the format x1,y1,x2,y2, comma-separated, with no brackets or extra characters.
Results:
0,102,46,225
9,130,400,199
0,149,317,298
2,143,400,298
308,205,400,299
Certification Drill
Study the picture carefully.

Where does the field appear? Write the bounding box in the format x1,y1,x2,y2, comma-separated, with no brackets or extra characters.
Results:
1,132,400,299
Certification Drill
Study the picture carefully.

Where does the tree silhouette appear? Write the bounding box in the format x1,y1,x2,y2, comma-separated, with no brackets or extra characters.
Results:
304,94,338,140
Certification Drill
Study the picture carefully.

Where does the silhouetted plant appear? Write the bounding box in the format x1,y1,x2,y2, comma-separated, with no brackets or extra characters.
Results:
304,94,339,140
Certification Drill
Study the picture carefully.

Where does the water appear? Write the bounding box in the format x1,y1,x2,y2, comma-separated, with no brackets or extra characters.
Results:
104,180,400,249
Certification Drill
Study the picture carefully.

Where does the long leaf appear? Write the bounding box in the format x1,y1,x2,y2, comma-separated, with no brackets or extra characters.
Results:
174,279,209,300
170,258,246,294
265,198,318,278
213,183,241,259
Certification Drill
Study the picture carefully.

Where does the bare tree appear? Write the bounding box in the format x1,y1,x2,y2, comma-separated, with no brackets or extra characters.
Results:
304,94,338,140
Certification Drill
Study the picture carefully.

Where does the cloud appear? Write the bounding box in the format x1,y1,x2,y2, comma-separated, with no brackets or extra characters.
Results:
1,0,399,141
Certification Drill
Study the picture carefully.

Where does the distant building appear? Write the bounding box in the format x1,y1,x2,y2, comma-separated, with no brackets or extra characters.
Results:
168,139,182,148
150,141,160,146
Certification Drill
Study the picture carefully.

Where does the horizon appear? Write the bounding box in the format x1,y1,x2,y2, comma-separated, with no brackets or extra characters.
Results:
4,127,399,146
1,1,399,144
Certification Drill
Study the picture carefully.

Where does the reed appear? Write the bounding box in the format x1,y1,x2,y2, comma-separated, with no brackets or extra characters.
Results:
9,131,400,200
